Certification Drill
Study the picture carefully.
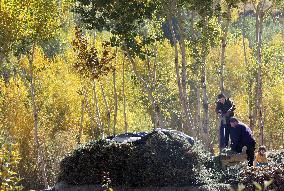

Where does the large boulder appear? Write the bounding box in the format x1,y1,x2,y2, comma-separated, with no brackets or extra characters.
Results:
57,129,212,188
54,181,230,191
106,129,194,145
218,148,247,168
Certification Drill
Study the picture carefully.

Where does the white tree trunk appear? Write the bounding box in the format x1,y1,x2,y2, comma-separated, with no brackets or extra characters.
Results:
28,43,48,188
93,80,103,138
146,58,157,128
124,46,162,129
112,69,118,135
200,17,210,149
201,56,209,136
196,87,202,139
167,14,192,133
177,12,193,132
255,2,265,145
100,82,111,136
220,6,231,94
77,97,85,144
241,7,255,131
84,91,95,139
122,54,128,133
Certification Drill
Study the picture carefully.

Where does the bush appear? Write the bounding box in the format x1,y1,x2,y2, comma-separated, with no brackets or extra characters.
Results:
0,131,23,191
58,130,214,187
238,151,284,191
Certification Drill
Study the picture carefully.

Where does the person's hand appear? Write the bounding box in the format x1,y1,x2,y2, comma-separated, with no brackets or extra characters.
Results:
224,111,232,117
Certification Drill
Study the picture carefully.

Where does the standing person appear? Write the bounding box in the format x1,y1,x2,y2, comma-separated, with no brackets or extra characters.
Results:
229,117,256,167
215,93,236,149
254,145,268,167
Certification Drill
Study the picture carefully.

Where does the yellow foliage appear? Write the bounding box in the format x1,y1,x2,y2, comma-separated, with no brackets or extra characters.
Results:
0,141,23,190
231,7,240,22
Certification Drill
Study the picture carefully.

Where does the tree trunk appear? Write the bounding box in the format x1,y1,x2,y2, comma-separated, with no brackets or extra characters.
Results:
201,55,209,136
255,3,265,145
220,6,231,94
152,44,165,128
100,82,111,136
84,91,95,139
0,54,4,83
146,55,157,127
123,45,162,129
269,132,273,149
112,48,119,135
122,54,128,133
250,3,261,133
146,47,164,129
28,43,48,188
282,131,284,148
167,15,190,132
77,97,85,145
196,87,202,139
93,80,103,138
241,6,255,130
200,17,210,149
112,69,118,135
177,11,193,132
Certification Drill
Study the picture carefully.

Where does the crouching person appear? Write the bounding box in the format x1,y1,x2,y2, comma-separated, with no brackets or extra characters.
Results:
254,145,268,167
229,117,256,167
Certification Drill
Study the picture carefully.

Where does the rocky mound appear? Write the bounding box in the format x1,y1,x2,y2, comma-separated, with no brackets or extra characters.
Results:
57,129,213,187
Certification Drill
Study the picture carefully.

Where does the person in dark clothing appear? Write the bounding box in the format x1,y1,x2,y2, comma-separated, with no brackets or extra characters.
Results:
215,93,236,149
229,117,256,167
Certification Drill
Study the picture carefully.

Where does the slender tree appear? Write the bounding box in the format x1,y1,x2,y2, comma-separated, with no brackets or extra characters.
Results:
113,48,118,135
122,53,128,133
251,0,281,144
72,27,115,138
100,82,111,136
93,80,103,138
77,92,85,144
74,0,164,129
16,0,64,187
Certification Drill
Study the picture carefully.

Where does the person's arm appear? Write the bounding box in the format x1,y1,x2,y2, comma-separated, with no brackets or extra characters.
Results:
228,99,236,112
224,99,235,117
215,102,222,114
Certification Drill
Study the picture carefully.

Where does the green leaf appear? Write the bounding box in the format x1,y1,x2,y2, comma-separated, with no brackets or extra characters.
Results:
264,179,273,190
253,181,262,191
237,183,245,191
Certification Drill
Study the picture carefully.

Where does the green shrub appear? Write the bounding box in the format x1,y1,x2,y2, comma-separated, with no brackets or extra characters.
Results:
58,130,214,187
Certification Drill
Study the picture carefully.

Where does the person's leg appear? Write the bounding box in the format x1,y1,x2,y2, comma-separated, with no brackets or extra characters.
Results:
224,124,230,147
246,142,256,167
219,122,225,149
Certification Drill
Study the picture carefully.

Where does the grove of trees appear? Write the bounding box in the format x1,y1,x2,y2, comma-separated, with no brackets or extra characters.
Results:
0,0,283,190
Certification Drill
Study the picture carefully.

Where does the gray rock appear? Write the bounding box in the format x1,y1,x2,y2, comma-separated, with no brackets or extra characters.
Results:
54,182,231,191
41,187,55,191
55,182,104,191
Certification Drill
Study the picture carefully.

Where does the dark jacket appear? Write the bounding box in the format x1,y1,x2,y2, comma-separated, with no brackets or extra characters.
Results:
230,122,255,153
215,98,235,120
